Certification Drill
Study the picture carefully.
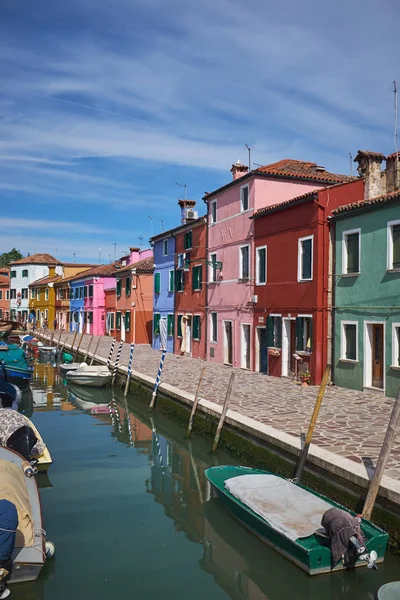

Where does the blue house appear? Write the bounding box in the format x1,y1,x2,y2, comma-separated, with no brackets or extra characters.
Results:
69,278,85,332
150,232,176,352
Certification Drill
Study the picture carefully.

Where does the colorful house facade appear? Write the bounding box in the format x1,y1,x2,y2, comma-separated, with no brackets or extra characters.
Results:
204,159,353,369
332,151,400,398
29,267,60,327
0,268,10,321
151,231,176,352
251,179,363,384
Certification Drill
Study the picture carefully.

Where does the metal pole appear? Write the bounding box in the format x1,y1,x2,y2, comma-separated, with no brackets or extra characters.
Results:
124,343,135,397
107,338,116,370
84,335,94,363
112,341,124,386
90,336,101,365
187,365,206,437
212,372,235,453
149,349,167,410
295,365,331,481
362,386,400,520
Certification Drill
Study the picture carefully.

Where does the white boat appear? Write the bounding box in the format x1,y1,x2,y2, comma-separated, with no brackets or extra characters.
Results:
58,362,109,378
65,364,112,388
0,446,55,584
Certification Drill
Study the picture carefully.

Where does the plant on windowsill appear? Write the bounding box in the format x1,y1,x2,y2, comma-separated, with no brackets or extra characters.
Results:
299,370,311,385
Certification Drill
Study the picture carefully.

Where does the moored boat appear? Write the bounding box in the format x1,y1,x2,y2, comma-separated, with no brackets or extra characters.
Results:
28,422,52,473
205,466,388,576
0,347,33,388
38,346,58,358
59,362,109,378
65,363,111,387
0,446,55,584
0,381,22,410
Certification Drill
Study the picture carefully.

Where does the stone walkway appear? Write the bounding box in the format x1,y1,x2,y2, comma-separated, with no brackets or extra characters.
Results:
49,331,400,480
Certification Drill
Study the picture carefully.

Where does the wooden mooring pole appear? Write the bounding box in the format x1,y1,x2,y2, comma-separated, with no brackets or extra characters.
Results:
70,330,78,353
90,336,101,365
362,386,400,521
84,335,94,363
112,342,124,386
75,331,85,357
295,365,331,481
212,372,235,453
149,349,167,410
124,343,135,397
56,330,62,348
187,365,206,437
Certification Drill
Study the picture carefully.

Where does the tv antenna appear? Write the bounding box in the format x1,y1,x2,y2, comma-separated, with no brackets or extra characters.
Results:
148,216,153,236
159,218,164,231
176,183,187,200
73,253,76,263
245,144,251,171
113,243,117,261
349,152,353,176
138,236,143,250
98,247,102,264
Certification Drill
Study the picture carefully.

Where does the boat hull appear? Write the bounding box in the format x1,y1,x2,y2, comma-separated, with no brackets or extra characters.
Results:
205,466,388,576
3,366,33,388
65,373,112,387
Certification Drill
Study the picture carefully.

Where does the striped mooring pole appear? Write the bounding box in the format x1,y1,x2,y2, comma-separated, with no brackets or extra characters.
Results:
149,348,167,410
112,341,124,386
107,338,116,370
124,343,135,397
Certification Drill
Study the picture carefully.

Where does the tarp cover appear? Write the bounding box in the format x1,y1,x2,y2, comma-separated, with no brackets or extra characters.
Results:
0,459,34,548
225,474,332,541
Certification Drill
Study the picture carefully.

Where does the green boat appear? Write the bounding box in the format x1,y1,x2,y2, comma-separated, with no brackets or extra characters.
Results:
205,466,388,576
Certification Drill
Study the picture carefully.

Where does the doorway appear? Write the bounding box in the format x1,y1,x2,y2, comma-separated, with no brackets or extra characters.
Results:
282,318,296,376
224,321,233,365
121,313,126,342
256,327,268,373
185,316,192,354
365,322,385,390
241,324,251,369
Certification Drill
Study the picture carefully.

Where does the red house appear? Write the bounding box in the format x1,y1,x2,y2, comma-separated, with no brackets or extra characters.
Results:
251,179,363,384
174,202,207,360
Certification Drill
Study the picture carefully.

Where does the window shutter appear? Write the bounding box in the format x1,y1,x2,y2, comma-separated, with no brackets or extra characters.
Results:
126,277,131,296
125,311,130,331
116,280,122,297
295,317,304,351
153,313,160,334
155,272,161,294
167,314,174,336
193,315,200,339
393,224,400,268
169,270,174,291
277,319,282,348
198,266,202,290
307,318,313,351
266,316,273,347
302,240,312,279
84,286,88,299
177,315,182,337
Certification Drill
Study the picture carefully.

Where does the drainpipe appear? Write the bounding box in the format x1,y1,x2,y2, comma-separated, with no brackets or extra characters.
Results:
329,215,337,384
204,215,209,361
171,233,177,354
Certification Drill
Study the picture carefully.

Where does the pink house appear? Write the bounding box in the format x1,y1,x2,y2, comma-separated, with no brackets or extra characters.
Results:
204,159,354,369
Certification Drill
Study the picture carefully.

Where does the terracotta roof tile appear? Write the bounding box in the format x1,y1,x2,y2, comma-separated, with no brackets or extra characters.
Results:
10,253,61,265
0,275,9,286
251,189,319,219
29,274,62,288
254,159,355,183
61,262,97,268
117,256,154,276
331,191,400,216
64,262,121,282
150,216,206,242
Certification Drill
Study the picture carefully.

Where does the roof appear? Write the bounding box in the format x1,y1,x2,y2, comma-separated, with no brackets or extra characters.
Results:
354,150,386,160
53,268,94,286
10,253,61,266
150,216,207,242
203,159,355,201
0,275,9,286
331,190,400,218
117,256,154,276
64,262,121,283
29,274,62,288
251,189,319,219
62,262,97,268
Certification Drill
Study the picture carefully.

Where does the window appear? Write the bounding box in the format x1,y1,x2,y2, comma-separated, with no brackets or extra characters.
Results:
22,269,28,277
388,220,400,270
240,245,250,279
296,316,313,352
298,235,313,281
74,287,79,299
125,310,130,332
6,291,9,300
88,285,93,298
79,287,84,299
45,288,49,301
267,316,282,348
163,239,168,256
392,324,400,367
240,185,249,211
0,291,2,300
175,269,184,292
341,322,358,361
37,289,40,300
343,229,360,274
84,286,88,299
69,288,74,300
10,289,16,299
210,312,218,342
116,279,122,298
126,277,131,297
10,271,16,278
36,310,40,321
154,272,161,294
193,315,201,340
31,289,36,300
167,314,174,336
22,288,28,299
45,309,48,320
210,200,217,224
256,246,267,284
177,315,183,337
169,270,174,292
116,311,121,330
208,253,217,283
153,313,161,335
84,311,88,324
192,265,202,291
184,230,193,250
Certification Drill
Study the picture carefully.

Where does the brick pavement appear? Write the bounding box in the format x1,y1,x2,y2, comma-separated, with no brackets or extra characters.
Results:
50,331,400,480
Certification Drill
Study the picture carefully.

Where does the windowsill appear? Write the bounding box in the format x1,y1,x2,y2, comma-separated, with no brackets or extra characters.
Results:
386,268,400,273
193,288,201,292
341,272,360,277
297,351,312,357
268,346,281,351
338,358,358,364
390,365,400,371
209,340,218,344
238,277,250,282
297,278,313,283
256,282,266,286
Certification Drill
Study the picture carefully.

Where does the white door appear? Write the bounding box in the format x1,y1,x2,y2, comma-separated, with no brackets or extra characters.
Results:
79,311,83,333
185,316,192,354
241,324,251,369
121,313,126,342
281,319,290,376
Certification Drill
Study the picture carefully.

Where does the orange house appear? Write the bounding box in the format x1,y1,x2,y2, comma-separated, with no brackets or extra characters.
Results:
107,255,154,344
0,268,10,320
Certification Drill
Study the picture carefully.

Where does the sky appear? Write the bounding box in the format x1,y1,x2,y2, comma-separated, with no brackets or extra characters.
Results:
0,0,399,263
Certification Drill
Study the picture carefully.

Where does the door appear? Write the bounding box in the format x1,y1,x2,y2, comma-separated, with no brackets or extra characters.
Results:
121,312,126,342
282,318,296,376
372,324,384,389
185,316,192,354
224,321,233,365
257,328,268,373
241,324,251,369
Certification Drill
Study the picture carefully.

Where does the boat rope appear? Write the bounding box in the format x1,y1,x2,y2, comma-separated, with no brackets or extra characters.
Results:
0,527,17,533
33,528,47,560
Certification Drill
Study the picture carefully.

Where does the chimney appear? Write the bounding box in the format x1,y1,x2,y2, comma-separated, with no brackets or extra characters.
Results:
354,150,386,200
128,247,140,265
178,199,196,224
386,152,400,193
48,266,56,278
230,160,249,181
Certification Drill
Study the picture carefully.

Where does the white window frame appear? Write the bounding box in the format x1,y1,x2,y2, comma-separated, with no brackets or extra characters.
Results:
37,289,40,301
342,228,361,275
209,252,218,283
44,309,48,320
210,312,218,343
210,199,217,224
256,245,267,285
240,184,249,212
387,219,400,270
239,244,250,280
392,322,400,368
340,320,359,362
297,235,314,282
45,288,49,301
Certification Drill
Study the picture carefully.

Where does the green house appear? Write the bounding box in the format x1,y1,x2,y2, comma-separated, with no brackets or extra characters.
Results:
331,192,400,398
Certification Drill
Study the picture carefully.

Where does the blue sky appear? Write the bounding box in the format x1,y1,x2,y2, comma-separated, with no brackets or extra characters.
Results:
0,0,398,262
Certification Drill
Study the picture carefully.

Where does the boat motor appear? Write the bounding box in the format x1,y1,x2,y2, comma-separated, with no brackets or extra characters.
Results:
348,536,378,569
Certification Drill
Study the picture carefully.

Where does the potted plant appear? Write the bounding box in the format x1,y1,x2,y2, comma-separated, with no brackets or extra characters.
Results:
299,370,311,385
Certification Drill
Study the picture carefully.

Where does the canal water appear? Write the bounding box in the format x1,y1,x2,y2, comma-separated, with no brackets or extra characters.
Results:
10,359,400,600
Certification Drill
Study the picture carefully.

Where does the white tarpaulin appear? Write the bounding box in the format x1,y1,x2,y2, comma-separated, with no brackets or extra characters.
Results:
225,474,332,541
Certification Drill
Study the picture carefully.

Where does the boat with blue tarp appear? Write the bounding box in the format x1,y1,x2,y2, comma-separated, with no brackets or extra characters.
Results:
0,345,33,387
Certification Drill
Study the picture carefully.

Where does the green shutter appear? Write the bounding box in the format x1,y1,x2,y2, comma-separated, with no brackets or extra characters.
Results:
177,315,182,337
167,314,174,336
277,318,282,348
184,231,192,250
295,317,304,351
393,224,400,268
116,311,121,330
193,315,200,340
153,313,160,334
307,318,313,351
125,311,130,332
192,266,198,291
155,272,161,294
116,280,122,297
126,277,131,296
198,266,202,290
169,270,174,292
